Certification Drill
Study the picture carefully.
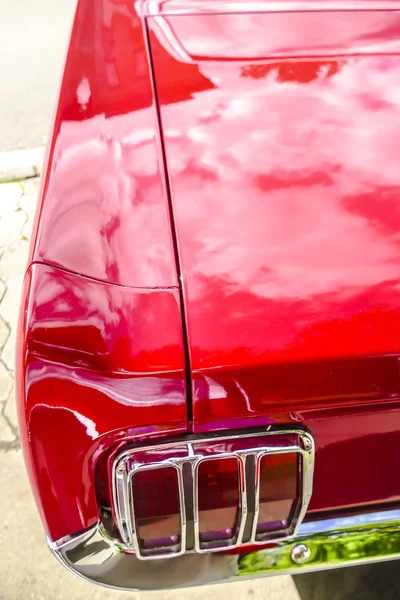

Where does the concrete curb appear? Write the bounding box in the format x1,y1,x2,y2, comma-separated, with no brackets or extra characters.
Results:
0,146,45,183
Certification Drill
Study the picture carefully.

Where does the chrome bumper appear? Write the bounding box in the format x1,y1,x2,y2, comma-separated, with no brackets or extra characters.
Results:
49,508,400,591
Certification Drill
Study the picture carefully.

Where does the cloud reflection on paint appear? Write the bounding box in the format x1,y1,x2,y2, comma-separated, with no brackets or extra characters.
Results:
151,27,400,363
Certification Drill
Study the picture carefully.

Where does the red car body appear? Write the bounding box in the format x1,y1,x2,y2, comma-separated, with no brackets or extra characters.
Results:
16,0,400,589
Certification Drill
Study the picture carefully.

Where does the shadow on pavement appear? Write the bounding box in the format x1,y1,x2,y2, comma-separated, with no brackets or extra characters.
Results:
293,560,400,600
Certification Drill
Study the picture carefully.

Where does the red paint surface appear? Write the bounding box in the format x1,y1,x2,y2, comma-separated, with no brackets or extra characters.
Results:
148,11,400,424
16,0,400,544
16,0,188,541
30,0,177,288
16,263,187,540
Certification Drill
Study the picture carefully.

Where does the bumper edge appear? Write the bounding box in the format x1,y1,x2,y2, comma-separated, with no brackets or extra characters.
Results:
48,508,400,591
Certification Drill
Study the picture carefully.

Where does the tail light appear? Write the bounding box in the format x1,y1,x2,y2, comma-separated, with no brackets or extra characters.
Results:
197,457,242,549
131,465,183,558
255,452,298,539
112,429,314,559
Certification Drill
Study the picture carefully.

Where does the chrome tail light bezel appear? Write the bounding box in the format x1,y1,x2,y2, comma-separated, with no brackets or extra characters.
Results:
111,428,314,560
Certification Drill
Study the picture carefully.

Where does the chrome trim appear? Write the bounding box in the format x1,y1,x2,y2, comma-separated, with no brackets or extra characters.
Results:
146,3,400,68
142,0,400,17
111,429,314,559
50,507,400,591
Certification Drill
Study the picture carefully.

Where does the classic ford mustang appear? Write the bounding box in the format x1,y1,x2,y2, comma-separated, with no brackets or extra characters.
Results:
16,0,400,590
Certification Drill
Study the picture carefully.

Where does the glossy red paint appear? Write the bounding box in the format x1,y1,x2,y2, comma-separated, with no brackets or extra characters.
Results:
16,263,187,541
145,8,400,513
305,403,400,512
17,0,400,548
16,0,190,543
30,0,178,288
148,11,400,426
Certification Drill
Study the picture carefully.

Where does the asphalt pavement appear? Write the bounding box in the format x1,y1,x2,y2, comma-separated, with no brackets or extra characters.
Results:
0,0,77,151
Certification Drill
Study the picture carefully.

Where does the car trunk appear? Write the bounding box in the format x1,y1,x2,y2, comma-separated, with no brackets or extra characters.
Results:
148,8,400,514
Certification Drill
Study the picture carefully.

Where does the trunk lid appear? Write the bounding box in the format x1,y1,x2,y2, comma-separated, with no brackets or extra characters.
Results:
148,8,400,514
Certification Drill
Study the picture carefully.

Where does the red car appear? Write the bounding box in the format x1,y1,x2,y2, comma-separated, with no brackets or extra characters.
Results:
16,0,400,590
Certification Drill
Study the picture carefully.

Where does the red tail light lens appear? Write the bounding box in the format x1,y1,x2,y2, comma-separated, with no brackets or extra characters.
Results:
197,457,241,549
132,466,181,555
256,452,298,538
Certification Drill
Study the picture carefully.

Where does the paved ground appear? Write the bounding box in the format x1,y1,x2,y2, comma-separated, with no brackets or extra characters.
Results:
0,0,77,151
2,178,400,599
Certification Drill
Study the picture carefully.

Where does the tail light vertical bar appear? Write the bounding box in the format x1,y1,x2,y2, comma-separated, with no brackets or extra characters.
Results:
114,463,134,547
297,432,315,534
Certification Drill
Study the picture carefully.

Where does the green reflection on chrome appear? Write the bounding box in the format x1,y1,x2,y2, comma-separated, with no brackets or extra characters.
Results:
238,522,400,576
